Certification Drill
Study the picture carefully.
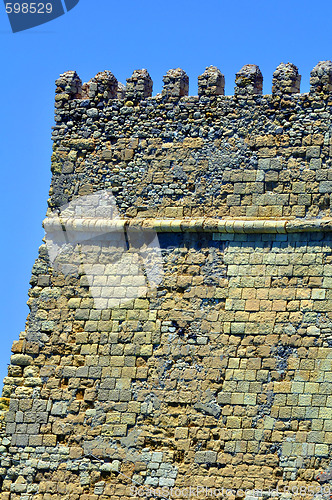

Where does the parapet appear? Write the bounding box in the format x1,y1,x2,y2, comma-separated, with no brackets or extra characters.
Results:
235,64,263,96
272,63,301,95
162,68,189,99
55,61,332,105
84,71,118,101
310,60,332,94
126,69,153,102
55,70,82,101
198,65,225,97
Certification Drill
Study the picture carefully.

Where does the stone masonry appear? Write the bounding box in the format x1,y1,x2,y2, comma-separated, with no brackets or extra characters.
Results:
1,62,332,499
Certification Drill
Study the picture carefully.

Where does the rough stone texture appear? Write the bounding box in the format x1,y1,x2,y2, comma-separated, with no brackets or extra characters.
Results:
310,61,332,95
55,71,82,100
1,63,332,499
235,64,263,96
162,68,189,98
126,69,153,102
198,66,225,97
272,63,301,95
117,82,126,100
86,71,118,101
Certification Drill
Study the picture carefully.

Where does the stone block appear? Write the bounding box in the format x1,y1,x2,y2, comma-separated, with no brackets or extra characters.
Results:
319,181,332,193
195,451,217,464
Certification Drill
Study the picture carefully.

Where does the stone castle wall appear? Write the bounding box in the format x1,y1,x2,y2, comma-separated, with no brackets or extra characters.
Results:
1,61,332,499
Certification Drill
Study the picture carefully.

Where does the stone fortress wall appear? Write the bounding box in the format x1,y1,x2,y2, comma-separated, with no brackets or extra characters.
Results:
1,61,332,499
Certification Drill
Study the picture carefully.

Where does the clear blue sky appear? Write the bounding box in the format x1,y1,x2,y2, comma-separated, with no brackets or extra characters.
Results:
0,0,331,386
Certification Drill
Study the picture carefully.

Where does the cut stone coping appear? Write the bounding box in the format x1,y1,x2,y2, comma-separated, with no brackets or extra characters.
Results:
43,217,332,234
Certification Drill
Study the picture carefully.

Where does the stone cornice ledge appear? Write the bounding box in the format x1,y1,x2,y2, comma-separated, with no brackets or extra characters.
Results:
43,217,332,234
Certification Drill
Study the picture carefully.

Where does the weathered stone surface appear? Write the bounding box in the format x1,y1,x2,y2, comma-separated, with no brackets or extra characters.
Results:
126,69,153,102
2,65,332,498
86,70,118,101
162,68,189,98
310,60,332,94
117,81,126,100
198,65,225,96
195,451,218,464
10,355,32,367
55,70,82,99
272,62,301,94
235,64,263,95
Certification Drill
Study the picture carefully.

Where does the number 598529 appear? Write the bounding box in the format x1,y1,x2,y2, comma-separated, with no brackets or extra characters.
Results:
6,3,53,14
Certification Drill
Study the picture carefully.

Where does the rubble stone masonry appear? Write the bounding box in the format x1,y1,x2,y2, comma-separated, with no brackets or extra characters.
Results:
1,61,332,499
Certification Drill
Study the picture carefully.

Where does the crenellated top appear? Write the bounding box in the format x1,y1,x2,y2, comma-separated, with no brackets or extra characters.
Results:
51,60,332,221
55,61,332,105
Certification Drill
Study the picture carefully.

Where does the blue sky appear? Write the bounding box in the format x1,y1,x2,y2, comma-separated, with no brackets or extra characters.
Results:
0,0,331,385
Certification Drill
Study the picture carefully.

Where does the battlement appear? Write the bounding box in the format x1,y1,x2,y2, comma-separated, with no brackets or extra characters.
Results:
50,60,332,221
55,61,332,104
